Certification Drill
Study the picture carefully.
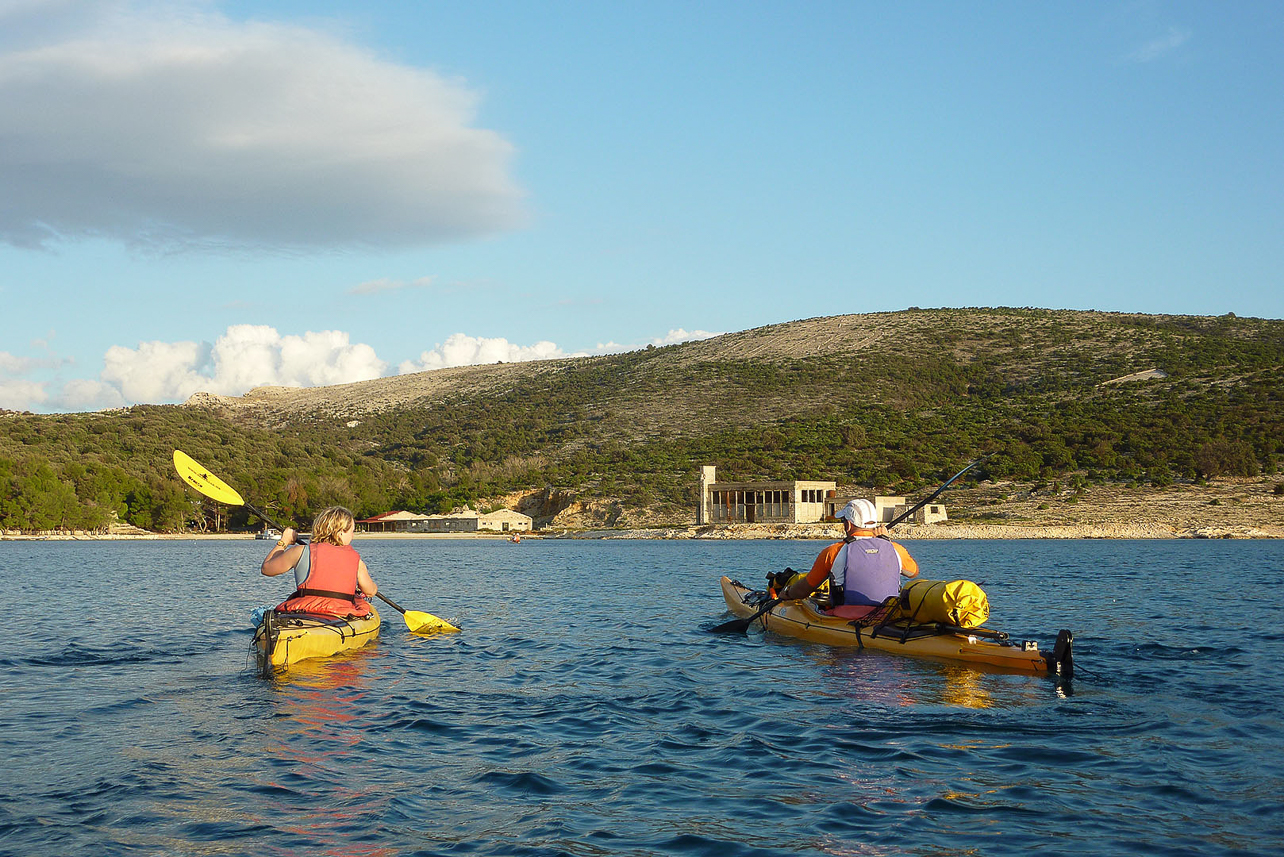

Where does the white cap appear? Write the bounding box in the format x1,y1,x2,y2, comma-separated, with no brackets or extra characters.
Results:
836,499,878,528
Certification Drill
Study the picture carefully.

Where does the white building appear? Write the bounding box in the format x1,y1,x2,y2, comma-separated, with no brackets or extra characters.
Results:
418,508,533,533
358,508,534,534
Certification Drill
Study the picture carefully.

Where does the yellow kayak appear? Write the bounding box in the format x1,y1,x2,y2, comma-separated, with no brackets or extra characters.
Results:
252,606,381,676
719,576,1072,677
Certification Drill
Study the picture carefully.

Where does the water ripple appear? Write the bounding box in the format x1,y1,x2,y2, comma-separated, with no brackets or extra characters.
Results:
2,539,1283,856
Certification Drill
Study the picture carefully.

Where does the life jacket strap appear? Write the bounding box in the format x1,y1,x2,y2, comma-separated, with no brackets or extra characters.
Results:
289,587,358,603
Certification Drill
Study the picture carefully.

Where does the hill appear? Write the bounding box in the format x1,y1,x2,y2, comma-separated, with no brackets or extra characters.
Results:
2,308,1281,534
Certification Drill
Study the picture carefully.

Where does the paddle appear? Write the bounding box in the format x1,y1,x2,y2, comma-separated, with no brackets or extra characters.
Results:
709,455,990,635
173,450,459,634
884,453,993,529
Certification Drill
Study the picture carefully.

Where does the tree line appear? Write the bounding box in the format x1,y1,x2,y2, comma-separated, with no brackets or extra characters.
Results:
2,309,1280,532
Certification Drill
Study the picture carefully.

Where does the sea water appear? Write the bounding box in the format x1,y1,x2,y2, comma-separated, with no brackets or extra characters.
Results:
0,538,1281,856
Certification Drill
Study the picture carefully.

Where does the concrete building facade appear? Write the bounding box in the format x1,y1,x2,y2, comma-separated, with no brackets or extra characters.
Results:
358,508,534,534
356,511,432,533
698,465,837,525
418,508,533,533
697,468,948,527
824,495,948,525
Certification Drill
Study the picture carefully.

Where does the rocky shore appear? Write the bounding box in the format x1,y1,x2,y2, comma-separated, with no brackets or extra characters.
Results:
545,476,1284,540
6,478,1280,542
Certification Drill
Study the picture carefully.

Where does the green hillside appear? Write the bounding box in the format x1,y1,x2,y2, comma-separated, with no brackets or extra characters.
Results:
2,308,1280,532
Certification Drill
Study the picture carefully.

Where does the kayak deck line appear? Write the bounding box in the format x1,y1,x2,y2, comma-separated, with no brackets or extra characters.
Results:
720,576,1073,678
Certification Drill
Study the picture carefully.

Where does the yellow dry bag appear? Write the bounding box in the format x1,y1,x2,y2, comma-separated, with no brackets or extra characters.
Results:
898,579,990,629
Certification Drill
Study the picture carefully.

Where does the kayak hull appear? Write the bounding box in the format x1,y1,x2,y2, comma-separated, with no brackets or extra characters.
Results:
253,606,381,674
719,576,1068,675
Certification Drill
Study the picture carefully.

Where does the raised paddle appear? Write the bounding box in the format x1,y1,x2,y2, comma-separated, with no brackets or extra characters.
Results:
884,453,993,529
709,455,991,635
172,450,459,634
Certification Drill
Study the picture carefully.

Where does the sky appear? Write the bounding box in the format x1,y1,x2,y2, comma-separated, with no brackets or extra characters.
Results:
1,0,1280,413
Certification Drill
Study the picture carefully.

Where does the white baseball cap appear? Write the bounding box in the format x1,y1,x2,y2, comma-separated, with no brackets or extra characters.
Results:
836,499,878,527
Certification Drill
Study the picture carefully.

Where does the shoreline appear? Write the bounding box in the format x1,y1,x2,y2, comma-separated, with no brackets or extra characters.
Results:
550,521,1283,540
5,522,1281,541
0,531,530,542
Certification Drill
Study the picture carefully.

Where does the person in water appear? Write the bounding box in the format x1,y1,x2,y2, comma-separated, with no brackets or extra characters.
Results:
775,498,918,607
261,506,377,618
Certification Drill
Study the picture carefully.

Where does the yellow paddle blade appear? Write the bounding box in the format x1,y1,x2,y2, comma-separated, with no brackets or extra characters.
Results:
173,450,245,506
403,610,460,634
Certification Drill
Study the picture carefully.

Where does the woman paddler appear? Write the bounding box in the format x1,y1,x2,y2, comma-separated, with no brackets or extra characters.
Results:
261,506,377,618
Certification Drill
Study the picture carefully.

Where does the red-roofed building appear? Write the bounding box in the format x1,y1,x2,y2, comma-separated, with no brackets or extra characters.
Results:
355,511,432,533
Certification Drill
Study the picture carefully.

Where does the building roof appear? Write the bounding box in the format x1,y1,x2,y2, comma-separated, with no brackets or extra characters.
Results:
425,509,481,520
481,509,533,522
357,510,433,523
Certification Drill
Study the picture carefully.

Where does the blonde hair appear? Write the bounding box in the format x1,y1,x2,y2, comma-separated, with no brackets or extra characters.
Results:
310,506,356,545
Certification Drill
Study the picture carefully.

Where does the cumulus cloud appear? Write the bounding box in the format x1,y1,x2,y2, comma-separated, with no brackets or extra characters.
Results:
0,377,47,411
56,377,126,411
589,328,720,352
0,349,67,373
1126,27,1192,63
399,333,569,374
3,323,722,411
101,338,211,404
0,347,68,409
99,323,386,404
399,328,722,374
0,351,35,374
648,328,718,347
0,1,523,250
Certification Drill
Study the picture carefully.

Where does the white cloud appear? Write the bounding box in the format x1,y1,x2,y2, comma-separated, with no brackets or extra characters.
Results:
399,333,568,374
399,328,723,374
0,351,35,374
649,328,719,347
0,349,67,373
0,377,47,411
101,339,212,403
0,2,523,250
99,324,386,404
56,377,126,410
0,347,67,409
592,328,720,352
2,323,723,411
1126,27,1191,63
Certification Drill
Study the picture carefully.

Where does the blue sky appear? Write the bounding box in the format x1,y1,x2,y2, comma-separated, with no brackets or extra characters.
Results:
1,1,1280,413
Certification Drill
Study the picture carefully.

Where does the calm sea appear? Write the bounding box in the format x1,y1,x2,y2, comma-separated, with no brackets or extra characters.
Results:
1,538,1281,856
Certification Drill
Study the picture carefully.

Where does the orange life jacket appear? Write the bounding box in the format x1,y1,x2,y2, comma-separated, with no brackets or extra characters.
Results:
276,542,371,618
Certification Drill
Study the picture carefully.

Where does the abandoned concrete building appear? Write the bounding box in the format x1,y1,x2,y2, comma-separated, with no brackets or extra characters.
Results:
698,466,947,526
824,495,948,525
698,466,837,524
357,508,534,534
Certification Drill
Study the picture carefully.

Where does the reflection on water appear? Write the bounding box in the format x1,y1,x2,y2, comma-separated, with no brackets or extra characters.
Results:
805,644,995,709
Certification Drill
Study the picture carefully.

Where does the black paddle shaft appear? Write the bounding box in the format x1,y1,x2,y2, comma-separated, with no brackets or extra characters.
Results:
885,454,993,529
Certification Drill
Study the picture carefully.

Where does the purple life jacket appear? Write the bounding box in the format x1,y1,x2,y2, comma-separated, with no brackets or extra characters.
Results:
831,537,902,606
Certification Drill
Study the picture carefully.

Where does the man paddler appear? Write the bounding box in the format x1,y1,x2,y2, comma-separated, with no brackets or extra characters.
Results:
775,499,918,607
